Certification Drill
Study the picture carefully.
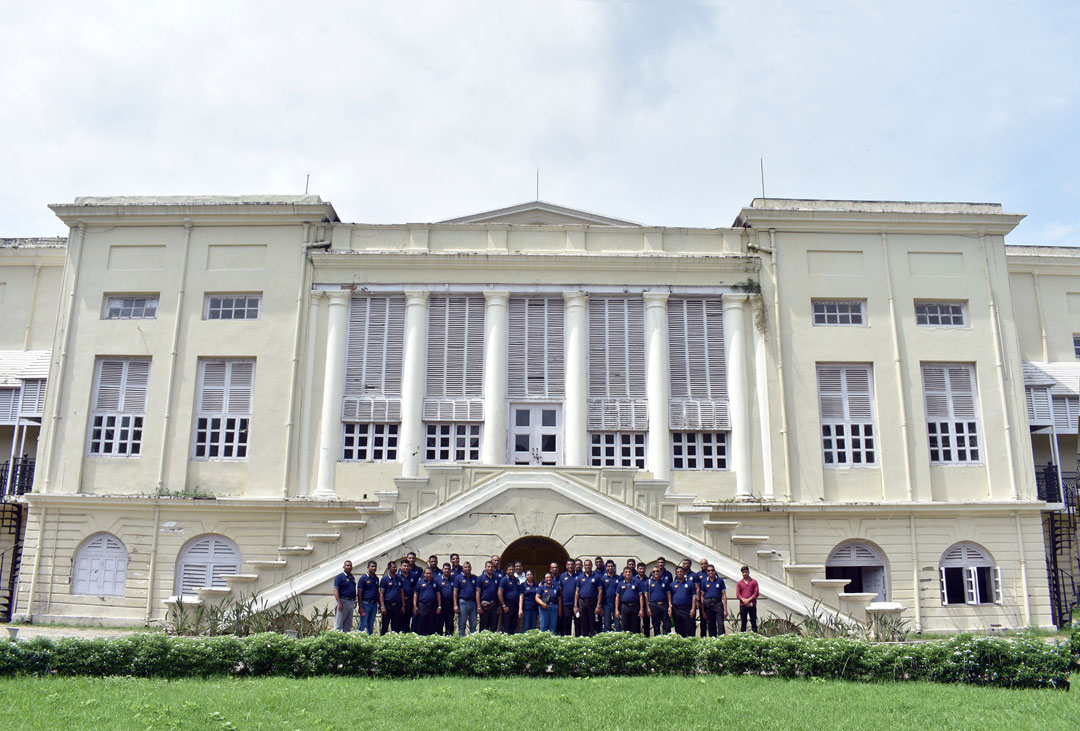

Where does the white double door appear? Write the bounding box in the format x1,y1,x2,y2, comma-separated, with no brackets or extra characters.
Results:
509,404,561,465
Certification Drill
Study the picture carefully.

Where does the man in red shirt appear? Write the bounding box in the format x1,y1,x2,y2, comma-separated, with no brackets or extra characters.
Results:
736,565,759,632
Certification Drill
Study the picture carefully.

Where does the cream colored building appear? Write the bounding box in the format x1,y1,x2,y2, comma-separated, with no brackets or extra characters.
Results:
3,195,1076,632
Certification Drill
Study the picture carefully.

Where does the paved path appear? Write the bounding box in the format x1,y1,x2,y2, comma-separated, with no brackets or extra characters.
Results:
1,623,147,640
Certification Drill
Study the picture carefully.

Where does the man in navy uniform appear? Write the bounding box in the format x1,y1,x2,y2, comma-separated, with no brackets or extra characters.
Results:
574,559,603,637
498,565,521,633
656,557,673,583
427,555,440,576
670,565,698,637
379,560,406,634
615,566,644,634
694,557,711,636
436,563,457,635
400,556,420,632
413,566,442,635
453,561,480,635
357,560,380,635
600,561,621,632
645,565,672,636
450,553,463,575
558,558,579,636
333,560,357,632
635,562,651,637
699,564,728,636
478,561,501,632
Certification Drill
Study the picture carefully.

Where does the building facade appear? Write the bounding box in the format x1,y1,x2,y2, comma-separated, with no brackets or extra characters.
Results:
2,194,1075,631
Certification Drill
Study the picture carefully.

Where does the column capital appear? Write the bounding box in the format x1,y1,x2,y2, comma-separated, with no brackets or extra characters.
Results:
643,291,670,308
404,289,429,306
483,290,510,305
563,290,588,307
724,292,750,308
325,289,350,306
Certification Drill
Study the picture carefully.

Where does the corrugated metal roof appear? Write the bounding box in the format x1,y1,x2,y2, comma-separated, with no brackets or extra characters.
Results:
0,350,51,386
1023,361,1080,395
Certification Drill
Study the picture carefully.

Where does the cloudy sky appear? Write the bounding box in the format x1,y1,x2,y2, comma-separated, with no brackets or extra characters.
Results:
2,1,1078,243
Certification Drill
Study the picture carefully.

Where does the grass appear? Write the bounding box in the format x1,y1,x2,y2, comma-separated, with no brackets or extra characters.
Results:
0,675,1076,730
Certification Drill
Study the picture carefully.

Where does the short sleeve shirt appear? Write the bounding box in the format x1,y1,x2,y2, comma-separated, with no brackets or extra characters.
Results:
499,576,522,604
454,573,479,600
559,572,580,604
601,574,620,607
478,573,500,602
671,579,696,606
701,577,727,601
334,572,357,601
358,573,380,601
646,577,672,603
415,578,439,604
618,578,640,604
577,572,602,600
379,574,403,603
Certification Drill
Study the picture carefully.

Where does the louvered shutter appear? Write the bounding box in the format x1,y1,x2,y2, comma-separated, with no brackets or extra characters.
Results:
817,366,845,421
939,568,949,604
844,367,873,421
121,361,150,413
199,362,227,413
73,534,128,596
922,365,949,420
964,567,977,604
588,297,647,430
1052,396,1078,433
176,536,242,595
0,388,16,423
508,297,565,399
94,360,126,411
993,567,1003,603
343,296,405,422
424,295,484,421
948,365,977,420
1027,387,1052,425
668,299,728,429
18,379,46,417
226,361,254,415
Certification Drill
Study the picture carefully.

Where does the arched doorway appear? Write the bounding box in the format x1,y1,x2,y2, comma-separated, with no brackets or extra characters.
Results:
825,541,888,602
502,536,569,581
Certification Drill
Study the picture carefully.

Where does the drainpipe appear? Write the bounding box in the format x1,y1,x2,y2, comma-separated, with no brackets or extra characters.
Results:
144,503,161,624
1014,512,1032,627
155,221,193,493
909,513,922,633
280,223,314,498
42,222,86,494
24,505,47,621
980,233,1020,500
880,233,915,501
23,262,42,350
746,230,791,501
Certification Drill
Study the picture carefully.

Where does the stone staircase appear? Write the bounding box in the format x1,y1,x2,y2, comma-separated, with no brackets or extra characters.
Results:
168,467,880,625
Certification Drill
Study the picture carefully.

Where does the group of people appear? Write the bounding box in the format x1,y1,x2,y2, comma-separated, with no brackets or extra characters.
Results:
332,551,761,638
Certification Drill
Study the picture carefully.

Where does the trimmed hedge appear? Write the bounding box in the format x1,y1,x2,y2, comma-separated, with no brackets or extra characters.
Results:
0,630,1075,689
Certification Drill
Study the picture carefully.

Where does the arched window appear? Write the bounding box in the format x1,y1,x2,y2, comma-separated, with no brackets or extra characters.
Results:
825,541,887,602
939,542,1001,606
174,534,242,596
72,533,128,596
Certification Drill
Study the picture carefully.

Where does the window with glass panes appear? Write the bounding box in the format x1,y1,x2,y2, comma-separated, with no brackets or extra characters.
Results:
817,364,876,466
193,359,254,459
671,431,727,470
205,294,261,320
589,432,646,469
104,294,158,320
914,301,966,327
425,423,480,462
922,363,980,464
812,300,865,326
88,358,150,456
342,422,398,461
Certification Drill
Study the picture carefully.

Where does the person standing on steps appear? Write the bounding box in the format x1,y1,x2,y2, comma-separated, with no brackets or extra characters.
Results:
436,563,457,635
670,565,697,637
478,561,501,632
333,560,357,632
574,559,603,637
499,564,521,633
600,561,620,632
635,562,651,637
558,559,580,636
615,566,644,634
357,560,380,635
736,565,759,633
537,572,559,633
520,570,540,631
379,560,406,634
413,566,441,636
699,564,728,637
645,565,673,636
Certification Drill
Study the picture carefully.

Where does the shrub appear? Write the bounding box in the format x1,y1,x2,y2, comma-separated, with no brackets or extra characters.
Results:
0,629,1072,690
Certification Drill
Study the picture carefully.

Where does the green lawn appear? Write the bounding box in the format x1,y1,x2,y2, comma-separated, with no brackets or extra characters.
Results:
0,675,1075,730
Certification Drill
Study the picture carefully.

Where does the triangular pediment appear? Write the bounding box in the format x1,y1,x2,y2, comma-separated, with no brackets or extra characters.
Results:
440,200,639,226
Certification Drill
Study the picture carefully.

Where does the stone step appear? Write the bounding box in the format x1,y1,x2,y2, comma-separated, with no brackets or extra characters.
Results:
703,520,741,531
784,564,825,575
307,533,341,543
162,595,203,607
838,592,879,605
356,505,394,515
248,559,287,569
327,519,368,527
810,578,851,591
222,573,259,585
278,546,313,556
196,586,232,599
730,535,769,545
756,550,784,561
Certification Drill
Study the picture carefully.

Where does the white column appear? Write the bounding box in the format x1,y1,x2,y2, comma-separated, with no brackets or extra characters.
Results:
754,297,774,500
726,294,753,500
400,290,429,477
563,291,588,466
482,291,510,464
313,290,350,498
297,293,322,496
643,292,671,480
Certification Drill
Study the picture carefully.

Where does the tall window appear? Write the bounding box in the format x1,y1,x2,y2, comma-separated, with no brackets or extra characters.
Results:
668,298,728,469
204,294,261,320
939,542,1001,605
104,294,158,320
589,432,646,469
193,359,254,460
915,300,966,327
817,364,876,466
422,295,484,459
922,364,980,464
508,297,564,399
342,295,405,459
89,358,150,457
